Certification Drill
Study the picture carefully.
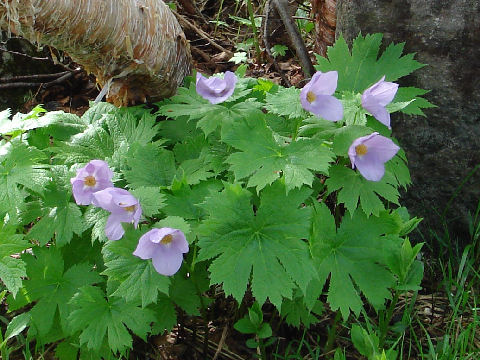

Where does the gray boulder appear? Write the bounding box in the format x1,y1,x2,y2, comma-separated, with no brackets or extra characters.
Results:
336,0,480,241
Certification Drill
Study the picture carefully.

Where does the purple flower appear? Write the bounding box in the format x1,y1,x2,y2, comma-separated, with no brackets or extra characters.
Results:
196,71,237,104
70,160,114,205
300,71,343,122
361,76,399,129
133,227,189,276
92,187,142,241
348,132,400,182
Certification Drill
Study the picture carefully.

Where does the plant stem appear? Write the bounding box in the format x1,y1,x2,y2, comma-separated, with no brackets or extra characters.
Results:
257,336,267,360
324,311,342,353
379,291,401,347
246,0,262,63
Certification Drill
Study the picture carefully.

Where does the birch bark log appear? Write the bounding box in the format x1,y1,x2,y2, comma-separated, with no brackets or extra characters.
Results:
0,0,192,107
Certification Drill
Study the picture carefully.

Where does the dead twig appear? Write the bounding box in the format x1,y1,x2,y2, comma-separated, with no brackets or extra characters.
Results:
212,326,229,360
173,10,233,58
0,69,80,89
0,71,70,83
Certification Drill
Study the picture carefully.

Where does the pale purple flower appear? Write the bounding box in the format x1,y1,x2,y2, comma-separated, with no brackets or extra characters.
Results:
92,187,142,241
300,71,343,121
348,132,400,182
133,227,189,276
361,76,399,129
70,160,114,205
196,71,237,104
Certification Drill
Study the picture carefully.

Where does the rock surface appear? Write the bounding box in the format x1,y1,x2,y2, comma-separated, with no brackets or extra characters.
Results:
336,0,480,240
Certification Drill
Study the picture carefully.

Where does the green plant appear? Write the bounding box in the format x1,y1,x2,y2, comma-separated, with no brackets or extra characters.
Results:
234,302,275,359
0,33,432,358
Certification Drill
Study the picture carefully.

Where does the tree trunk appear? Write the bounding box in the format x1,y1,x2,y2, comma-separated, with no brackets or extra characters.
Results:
0,0,192,107
310,0,336,57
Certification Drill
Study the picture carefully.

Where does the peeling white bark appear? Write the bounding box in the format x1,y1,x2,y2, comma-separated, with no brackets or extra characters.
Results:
0,0,192,106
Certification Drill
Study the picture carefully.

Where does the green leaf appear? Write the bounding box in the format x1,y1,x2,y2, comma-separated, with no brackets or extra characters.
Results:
326,165,400,216
0,142,50,216
130,186,166,217
55,340,79,360
394,87,436,116
257,323,272,339
4,312,30,341
280,291,323,328
157,84,261,136
21,247,102,336
0,257,26,298
198,181,316,309
103,257,170,307
0,226,29,258
69,285,154,353
151,294,178,335
81,102,116,124
351,324,379,358
310,204,399,319
84,206,109,243
316,34,424,92
0,109,85,137
176,158,215,185
53,124,114,165
169,273,202,316
124,143,176,188
163,178,223,220
265,87,307,119
223,115,334,192
234,318,257,334
27,185,84,247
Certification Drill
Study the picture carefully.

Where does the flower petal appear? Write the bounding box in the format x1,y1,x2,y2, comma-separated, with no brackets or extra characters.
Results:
71,180,92,205
364,134,400,163
354,156,386,181
348,132,400,181
310,71,338,95
305,94,343,122
196,71,237,104
172,230,189,253
133,231,158,259
151,246,184,276
105,214,125,241
364,102,391,128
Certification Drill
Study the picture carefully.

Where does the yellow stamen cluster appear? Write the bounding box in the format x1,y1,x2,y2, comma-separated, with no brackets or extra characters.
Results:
84,175,96,187
124,205,136,212
160,234,173,245
306,91,316,103
355,144,368,156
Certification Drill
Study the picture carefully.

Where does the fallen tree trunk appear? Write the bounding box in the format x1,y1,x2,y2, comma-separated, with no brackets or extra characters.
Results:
0,0,192,107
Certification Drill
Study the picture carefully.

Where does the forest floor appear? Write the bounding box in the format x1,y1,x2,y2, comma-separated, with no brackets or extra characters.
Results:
3,1,480,359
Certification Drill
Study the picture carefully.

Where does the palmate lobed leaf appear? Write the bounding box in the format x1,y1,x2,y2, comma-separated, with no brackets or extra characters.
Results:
157,84,262,136
264,87,308,119
197,181,316,309
0,142,50,217
310,203,402,319
18,247,102,337
27,185,84,247
124,143,176,188
326,165,400,216
68,285,154,354
316,33,425,93
223,114,334,192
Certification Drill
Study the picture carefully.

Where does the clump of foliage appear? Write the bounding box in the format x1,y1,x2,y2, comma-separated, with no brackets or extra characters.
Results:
0,34,433,359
